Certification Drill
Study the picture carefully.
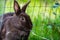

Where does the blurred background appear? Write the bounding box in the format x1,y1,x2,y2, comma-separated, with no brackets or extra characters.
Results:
0,0,60,40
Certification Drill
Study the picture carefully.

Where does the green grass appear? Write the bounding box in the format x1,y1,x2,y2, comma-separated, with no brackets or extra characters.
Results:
0,0,60,40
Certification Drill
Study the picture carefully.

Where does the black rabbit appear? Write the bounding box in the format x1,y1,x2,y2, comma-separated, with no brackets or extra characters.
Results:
0,0,32,40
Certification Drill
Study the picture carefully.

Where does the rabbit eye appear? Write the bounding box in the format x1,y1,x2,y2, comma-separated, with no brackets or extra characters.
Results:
20,16,25,22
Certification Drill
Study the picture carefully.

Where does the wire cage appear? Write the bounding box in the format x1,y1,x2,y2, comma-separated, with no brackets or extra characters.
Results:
0,0,60,40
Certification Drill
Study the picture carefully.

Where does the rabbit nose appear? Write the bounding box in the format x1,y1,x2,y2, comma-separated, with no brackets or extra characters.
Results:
6,31,11,36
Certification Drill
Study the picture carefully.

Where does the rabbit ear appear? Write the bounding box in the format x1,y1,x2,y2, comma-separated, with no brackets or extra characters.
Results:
22,0,30,12
14,0,21,15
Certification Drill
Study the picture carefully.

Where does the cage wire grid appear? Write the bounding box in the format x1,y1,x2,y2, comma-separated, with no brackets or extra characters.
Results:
0,0,60,40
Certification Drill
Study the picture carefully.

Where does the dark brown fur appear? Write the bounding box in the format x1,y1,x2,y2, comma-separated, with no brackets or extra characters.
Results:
0,0,32,40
